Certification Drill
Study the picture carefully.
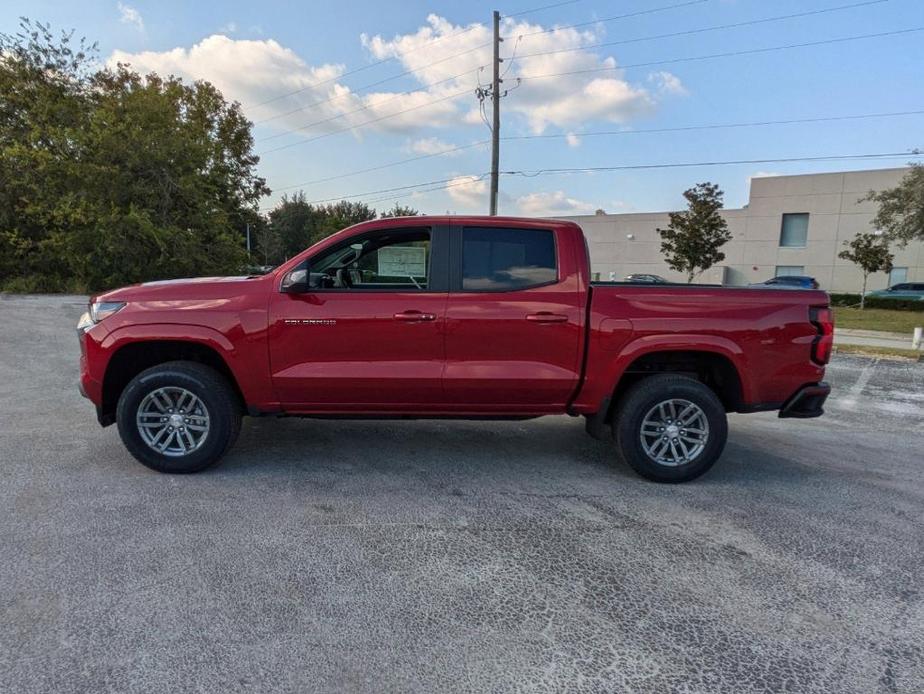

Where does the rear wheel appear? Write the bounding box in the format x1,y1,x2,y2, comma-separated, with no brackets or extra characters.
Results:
613,375,727,483
116,361,241,473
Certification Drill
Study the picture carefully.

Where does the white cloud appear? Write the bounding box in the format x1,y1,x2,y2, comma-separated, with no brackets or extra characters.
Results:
409,137,463,156
516,190,596,216
108,13,673,143
218,22,238,35
109,34,459,139
117,2,143,31
446,175,488,210
648,70,687,97
565,132,581,148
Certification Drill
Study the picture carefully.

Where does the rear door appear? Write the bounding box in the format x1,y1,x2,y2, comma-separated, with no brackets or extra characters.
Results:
442,223,584,410
268,223,449,410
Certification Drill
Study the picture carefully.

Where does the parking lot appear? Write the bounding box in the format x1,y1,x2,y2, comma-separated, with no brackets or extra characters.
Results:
1,294,922,693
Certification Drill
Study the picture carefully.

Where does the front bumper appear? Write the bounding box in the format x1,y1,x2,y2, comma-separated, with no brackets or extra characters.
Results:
779,382,830,418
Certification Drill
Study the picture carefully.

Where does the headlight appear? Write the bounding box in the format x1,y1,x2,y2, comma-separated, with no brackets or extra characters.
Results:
79,301,126,332
90,301,126,322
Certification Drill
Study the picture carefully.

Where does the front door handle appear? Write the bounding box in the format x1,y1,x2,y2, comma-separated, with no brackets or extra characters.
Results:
394,310,437,322
526,312,569,323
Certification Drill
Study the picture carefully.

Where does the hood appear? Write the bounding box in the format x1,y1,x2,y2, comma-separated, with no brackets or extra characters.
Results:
93,275,265,303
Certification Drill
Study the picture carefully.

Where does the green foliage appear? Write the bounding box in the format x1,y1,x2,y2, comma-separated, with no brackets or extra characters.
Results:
0,19,268,292
379,203,420,218
657,182,731,283
865,162,924,245
266,196,420,261
837,232,893,309
267,193,376,260
828,293,924,312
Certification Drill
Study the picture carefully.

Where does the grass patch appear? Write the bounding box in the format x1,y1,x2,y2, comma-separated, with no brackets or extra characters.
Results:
834,307,924,334
834,344,922,361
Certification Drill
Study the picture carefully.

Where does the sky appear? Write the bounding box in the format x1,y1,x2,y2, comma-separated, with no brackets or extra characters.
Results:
3,0,923,216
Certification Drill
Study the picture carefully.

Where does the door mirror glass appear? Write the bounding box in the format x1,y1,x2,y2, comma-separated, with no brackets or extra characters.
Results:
281,260,310,293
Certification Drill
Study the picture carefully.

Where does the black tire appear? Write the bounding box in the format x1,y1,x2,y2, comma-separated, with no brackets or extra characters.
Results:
613,374,727,483
116,361,242,474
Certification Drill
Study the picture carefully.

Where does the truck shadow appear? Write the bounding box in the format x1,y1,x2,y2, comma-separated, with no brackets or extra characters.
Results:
214,415,824,489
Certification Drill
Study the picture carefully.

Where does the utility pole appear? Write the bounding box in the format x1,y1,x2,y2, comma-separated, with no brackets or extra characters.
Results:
245,222,251,257
489,10,502,216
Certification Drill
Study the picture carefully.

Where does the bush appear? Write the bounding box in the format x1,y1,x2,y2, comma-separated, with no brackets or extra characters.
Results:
828,292,924,312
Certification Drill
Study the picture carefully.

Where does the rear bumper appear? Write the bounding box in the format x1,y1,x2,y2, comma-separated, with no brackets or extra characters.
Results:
779,382,830,419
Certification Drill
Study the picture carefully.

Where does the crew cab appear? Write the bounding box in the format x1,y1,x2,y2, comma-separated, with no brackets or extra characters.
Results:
78,216,833,482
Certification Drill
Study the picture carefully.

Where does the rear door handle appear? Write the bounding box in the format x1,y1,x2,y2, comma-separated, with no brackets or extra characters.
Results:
394,310,437,322
526,312,569,323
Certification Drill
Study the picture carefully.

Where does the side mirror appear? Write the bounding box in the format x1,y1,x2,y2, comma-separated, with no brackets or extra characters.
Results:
281,260,310,293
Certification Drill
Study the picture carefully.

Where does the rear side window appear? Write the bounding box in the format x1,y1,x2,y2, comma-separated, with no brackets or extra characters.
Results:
462,227,556,291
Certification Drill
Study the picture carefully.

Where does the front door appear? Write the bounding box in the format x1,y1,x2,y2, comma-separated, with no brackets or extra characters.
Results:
268,224,449,411
443,223,584,410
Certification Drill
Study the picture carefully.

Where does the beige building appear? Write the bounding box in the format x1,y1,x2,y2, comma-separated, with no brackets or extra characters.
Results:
562,167,922,292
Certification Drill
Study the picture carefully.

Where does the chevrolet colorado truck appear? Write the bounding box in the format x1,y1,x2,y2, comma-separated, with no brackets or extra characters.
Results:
78,216,833,482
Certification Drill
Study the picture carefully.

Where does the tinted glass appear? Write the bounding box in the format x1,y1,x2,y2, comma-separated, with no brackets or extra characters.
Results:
462,227,556,290
779,213,809,247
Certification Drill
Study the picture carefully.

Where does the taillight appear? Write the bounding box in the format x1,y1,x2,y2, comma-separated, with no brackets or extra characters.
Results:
810,306,834,365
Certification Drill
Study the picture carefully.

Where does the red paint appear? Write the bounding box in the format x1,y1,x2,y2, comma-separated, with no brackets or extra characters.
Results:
80,215,830,420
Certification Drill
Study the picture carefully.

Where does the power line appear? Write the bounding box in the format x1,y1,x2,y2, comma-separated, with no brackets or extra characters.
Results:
268,110,924,192
257,88,472,156
502,151,923,178
512,0,889,62
260,151,922,211
254,45,490,126
247,26,487,112
506,110,924,142
512,27,924,83
507,0,712,40
365,175,490,207
258,66,484,143
255,8,902,144
503,0,583,19
262,174,489,210
250,0,706,125
274,140,490,192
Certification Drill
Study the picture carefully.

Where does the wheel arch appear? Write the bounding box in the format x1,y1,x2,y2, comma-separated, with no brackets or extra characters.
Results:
100,339,245,425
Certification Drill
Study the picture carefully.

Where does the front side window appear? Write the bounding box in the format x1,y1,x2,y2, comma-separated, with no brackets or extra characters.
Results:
462,227,556,291
309,229,430,290
888,267,907,287
775,266,804,278
779,213,809,247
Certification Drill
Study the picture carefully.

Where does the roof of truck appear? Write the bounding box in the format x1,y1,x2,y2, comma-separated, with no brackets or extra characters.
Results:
344,215,580,230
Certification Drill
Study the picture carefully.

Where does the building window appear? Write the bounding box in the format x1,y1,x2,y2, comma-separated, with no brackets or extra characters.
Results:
779,213,809,247
775,265,804,277
888,267,907,287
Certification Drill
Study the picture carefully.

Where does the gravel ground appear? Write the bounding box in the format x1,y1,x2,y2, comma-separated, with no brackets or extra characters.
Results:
1,294,922,693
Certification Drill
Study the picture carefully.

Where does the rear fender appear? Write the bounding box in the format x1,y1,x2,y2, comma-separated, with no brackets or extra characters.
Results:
576,334,751,414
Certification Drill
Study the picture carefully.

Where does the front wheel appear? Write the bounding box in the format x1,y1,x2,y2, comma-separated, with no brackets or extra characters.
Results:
116,361,241,473
613,375,728,483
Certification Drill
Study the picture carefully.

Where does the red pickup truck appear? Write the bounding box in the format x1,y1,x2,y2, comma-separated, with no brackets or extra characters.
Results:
78,216,832,482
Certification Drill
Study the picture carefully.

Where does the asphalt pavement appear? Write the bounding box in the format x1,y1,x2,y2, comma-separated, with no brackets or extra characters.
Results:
1,294,922,693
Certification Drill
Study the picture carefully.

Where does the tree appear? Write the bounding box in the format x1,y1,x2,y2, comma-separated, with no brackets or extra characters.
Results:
379,203,419,218
0,19,268,291
657,182,731,282
864,161,924,245
838,232,893,309
267,195,376,259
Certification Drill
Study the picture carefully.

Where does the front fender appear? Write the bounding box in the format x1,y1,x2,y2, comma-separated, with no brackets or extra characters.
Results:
92,322,274,408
